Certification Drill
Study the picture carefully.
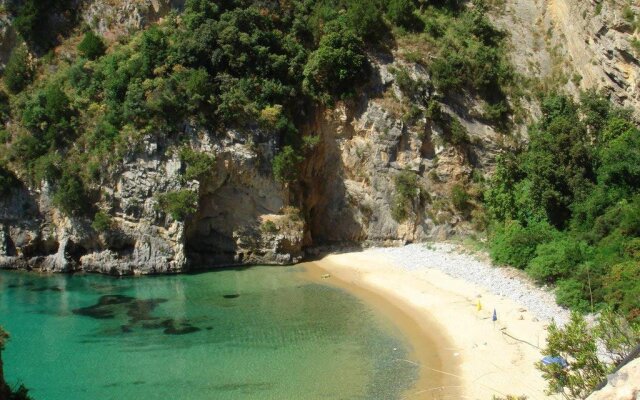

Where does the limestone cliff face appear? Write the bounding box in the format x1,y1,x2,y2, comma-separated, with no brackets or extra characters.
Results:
0,128,304,274
300,57,501,247
586,358,640,400
82,0,185,39
1,0,636,274
0,50,498,274
493,0,640,116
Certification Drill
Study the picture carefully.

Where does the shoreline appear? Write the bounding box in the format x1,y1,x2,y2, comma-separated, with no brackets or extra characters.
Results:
303,260,462,400
302,244,565,399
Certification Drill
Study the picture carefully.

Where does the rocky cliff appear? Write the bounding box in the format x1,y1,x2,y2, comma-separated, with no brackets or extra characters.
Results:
0,49,495,274
494,0,640,117
0,0,637,274
586,358,640,400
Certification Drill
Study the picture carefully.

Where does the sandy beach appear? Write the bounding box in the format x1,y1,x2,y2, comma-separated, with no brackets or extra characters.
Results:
302,244,569,400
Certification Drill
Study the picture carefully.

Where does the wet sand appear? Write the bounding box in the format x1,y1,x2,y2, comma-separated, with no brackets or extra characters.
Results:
301,249,557,400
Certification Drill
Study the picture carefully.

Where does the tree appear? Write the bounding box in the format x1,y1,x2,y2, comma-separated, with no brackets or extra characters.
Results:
0,165,18,196
52,173,88,215
537,312,609,399
4,45,33,94
272,146,303,183
387,0,420,30
346,1,385,41
303,20,368,101
538,310,640,399
156,190,198,221
78,31,106,60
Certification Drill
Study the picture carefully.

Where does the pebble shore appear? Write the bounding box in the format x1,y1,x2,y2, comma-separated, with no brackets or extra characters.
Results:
372,243,570,325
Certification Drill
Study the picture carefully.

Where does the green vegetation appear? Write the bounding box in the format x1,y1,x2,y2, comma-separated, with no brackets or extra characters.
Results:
0,165,18,196
261,220,278,234
391,170,423,222
51,172,88,216
272,146,303,183
302,19,368,102
486,92,640,319
1,0,428,215
0,327,33,400
417,1,513,124
156,190,198,221
7,0,75,50
537,309,640,399
77,31,106,60
91,211,113,233
451,184,471,212
179,147,216,182
4,45,33,93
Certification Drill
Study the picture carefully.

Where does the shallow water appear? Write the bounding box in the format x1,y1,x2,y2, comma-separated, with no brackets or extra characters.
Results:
0,266,418,400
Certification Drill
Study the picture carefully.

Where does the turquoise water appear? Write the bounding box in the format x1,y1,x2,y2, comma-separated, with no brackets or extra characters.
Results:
0,266,418,399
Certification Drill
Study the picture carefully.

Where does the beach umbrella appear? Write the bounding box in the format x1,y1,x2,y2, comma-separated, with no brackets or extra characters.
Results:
492,309,497,321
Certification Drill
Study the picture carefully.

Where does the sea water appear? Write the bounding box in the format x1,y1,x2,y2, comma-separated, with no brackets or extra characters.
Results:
0,266,418,399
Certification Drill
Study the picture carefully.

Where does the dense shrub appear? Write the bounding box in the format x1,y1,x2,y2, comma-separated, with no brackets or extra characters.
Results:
156,190,198,221
8,0,75,48
387,0,421,30
4,45,33,94
52,173,88,215
0,91,10,124
179,147,216,182
604,261,640,320
489,219,558,269
486,93,640,318
391,170,421,222
303,20,368,101
527,237,591,283
450,184,470,212
272,146,303,183
91,211,113,233
78,31,106,60
0,165,18,196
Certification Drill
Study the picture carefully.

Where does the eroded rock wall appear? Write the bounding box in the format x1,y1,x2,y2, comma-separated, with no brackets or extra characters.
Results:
0,128,304,274
494,0,640,116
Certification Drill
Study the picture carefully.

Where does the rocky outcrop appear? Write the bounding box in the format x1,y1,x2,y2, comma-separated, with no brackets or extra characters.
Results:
300,55,501,247
0,128,304,274
586,358,640,400
82,0,185,39
0,13,17,71
493,0,640,117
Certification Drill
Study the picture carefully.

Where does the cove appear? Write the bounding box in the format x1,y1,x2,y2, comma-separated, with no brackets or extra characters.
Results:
0,266,418,399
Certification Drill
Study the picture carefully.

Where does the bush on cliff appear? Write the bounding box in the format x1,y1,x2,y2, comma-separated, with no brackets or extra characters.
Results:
156,190,198,221
4,45,33,94
77,31,106,60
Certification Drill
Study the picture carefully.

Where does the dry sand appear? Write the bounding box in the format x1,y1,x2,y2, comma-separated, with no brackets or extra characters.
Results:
302,248,559,400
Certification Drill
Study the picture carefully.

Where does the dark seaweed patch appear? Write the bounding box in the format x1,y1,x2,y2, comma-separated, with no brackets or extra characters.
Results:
29,286,63,292
163,322,201,335
73,294,201,335
223,294,240,299
140,319,173,330
126,299,167,323
97,295,135,306
73,305,116,319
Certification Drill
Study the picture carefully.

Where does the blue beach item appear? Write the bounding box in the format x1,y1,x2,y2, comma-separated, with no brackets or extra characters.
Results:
541,356,569,368
492,308,497,322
